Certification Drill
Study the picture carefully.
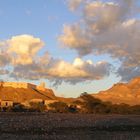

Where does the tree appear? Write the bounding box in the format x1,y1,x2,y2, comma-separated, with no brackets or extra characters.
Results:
68,105,77,113
12,104,27,112
29,102,46,112
80,93,102,113
48,101,68,113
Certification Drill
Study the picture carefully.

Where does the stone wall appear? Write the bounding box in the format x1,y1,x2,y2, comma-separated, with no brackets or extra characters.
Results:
0,82,36,89
36,82,46,91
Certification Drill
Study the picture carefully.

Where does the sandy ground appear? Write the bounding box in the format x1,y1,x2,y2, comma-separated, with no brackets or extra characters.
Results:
0,112,140,140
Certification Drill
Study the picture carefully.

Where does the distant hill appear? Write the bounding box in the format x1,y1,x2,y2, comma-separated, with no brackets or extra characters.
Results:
57,96,77,104
0,86,56,102
1,77,140,105
92,77,140,105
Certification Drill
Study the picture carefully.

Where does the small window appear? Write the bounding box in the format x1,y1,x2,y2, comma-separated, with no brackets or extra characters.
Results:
5,102,8,106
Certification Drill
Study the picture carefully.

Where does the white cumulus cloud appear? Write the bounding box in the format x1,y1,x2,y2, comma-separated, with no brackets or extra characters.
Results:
7,35,44,65
0,34,111,85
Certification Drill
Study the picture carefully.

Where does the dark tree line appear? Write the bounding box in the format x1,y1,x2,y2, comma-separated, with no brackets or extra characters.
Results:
1,93,140,114
78,93,140,114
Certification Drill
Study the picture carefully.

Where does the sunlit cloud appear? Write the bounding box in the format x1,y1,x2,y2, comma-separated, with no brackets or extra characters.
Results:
7,35,44,65
0,34,111,86
59,0,140,81
68,0,83,11
1,0,139,87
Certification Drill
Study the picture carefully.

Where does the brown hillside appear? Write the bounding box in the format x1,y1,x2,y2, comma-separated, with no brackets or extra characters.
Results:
57,97,77,104
92,77,140,105
1,77,140,105
0,87,56,102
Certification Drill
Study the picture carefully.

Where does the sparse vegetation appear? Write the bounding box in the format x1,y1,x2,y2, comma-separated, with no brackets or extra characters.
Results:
29,102,46,112
48,101,69,113
79,93,140,114
1,93,140,114
12,104,28,112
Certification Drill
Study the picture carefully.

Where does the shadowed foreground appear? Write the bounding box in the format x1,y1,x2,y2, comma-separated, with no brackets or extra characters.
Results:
0,113,140,140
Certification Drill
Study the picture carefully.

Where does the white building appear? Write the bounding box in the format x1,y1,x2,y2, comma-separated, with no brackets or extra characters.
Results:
0,100,13,108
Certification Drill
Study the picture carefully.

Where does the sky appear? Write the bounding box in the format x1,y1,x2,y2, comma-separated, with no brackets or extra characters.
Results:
0,0,140,97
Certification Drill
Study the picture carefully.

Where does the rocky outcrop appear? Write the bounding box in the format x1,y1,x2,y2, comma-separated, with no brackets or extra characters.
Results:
0,85,56,103
92,77,140,105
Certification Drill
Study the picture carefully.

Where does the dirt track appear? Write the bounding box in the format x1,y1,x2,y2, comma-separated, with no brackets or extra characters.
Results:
0,112,140,140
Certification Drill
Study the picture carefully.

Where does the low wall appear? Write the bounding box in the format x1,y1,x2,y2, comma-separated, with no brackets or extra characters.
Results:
0,82,36,89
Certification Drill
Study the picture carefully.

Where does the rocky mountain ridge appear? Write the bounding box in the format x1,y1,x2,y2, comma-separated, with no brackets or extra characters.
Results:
1,77,140,105
0,86,56,103
92,77,140,105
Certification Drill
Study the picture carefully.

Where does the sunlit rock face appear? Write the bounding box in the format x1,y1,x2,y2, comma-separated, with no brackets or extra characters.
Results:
128,77,140,88
0,82,55,103
0,82,36,89
92,77,140,105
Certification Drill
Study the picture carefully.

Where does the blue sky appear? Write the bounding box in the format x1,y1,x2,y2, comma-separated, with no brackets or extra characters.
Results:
0,0,139,97
0,0,79,61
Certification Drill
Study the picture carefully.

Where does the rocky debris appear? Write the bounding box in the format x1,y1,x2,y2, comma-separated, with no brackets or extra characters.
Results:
0,113,139,139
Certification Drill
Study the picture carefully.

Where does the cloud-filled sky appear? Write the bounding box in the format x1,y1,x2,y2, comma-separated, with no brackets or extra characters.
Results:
0,0,140,97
